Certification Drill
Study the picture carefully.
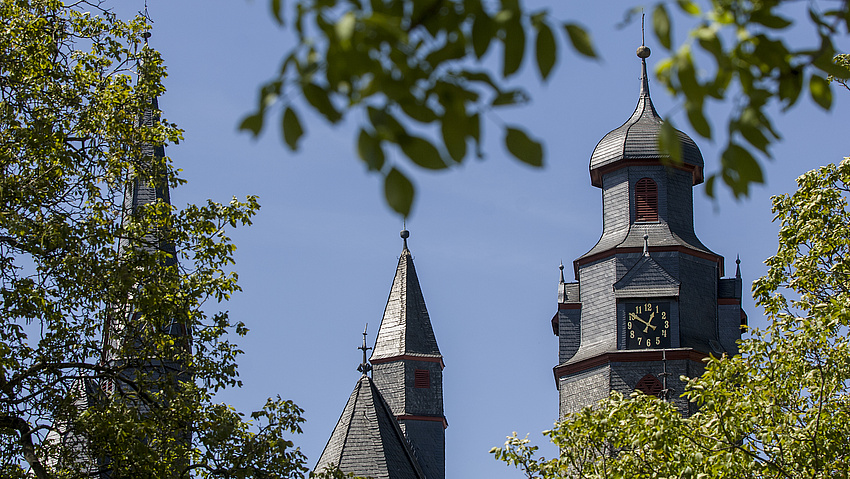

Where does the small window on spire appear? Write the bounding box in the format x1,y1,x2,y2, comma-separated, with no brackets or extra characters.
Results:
635,178,658,222
414,369,430,388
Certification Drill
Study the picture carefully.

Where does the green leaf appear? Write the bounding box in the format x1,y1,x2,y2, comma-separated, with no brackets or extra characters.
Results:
271,0,284,25
563,23,597,58
281,107,303,150
400,135,447,170
658,121,682,164
302,83,341,123
505,127,543,167
535,22,557,80
675,0,700,15
778,68,803,108
502,18,525,77
239,113,263,137
472,12,494,59
384,168,414,217
442,109,467,163
368,107,405,140
399,100,438,124
653,4,672,50
750,10,792,29
685,103,711,139
357,129,385,171
721,143,763,197
335,12,356,43
809,74,832,110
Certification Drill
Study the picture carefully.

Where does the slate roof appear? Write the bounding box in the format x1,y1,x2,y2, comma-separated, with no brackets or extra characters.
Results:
371,236,441,362
588,57,704,187
613,253,680,297
578,219,716,263
314,375,427,479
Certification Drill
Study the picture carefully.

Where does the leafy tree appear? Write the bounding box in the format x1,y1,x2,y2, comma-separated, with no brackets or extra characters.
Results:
248,0,850,215
0,1,306,477
491,157,850,477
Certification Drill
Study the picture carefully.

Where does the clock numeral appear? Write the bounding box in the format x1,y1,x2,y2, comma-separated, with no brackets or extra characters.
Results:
662,311,667,320
665,320,669,329
655,336,661,346
645,302,652,310
662,330,667,338
630,330,634,339
637,337,642,346
635,305,642,314
627,321,632,330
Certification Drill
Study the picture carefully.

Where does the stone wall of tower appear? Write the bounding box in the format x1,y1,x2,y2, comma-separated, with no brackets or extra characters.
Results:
558,365,611,418
557,307,581,364
575,257,618,359
398,420,445,479
678,254,720,347
609,359,705,416
371,360,444,417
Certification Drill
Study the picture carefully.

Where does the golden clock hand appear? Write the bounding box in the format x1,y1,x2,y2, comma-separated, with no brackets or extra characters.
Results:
629,312,653,330
644,312,657,333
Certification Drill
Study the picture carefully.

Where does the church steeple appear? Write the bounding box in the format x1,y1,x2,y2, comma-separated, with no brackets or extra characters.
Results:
371,230,442,362
370,230,445,479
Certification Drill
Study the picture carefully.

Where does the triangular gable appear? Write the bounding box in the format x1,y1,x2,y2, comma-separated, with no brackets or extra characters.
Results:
613,255,680,298
315,376,426,479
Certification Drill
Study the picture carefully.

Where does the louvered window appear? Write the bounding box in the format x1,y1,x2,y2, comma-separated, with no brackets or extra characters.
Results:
635,178,658,222
635,374,663,397
414,369,430,388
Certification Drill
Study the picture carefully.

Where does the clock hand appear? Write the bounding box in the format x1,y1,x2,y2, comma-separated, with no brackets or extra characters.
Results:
644,312,656,333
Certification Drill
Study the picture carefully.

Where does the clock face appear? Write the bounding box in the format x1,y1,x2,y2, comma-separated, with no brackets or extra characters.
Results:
625,300,671,349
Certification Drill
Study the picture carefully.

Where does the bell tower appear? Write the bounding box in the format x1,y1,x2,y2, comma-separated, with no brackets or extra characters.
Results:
552,44,746,417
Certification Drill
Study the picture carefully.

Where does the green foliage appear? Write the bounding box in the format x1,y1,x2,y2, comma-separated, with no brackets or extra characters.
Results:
654,0,850,197
0,2,305,477
256,0,850,214
248,0,592,216
492,158,850,477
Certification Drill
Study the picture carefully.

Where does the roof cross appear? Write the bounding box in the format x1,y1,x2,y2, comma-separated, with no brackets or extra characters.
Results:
357,324,372,376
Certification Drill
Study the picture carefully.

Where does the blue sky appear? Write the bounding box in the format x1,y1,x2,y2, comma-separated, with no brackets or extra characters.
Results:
113,1,848,476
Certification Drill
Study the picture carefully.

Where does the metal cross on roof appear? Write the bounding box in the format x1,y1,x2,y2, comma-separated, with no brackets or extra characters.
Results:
357,324,372,375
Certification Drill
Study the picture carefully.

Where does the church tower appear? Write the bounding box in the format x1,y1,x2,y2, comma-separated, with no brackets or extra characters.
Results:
370,229,446,479
316,230,446,479
552,45,746,417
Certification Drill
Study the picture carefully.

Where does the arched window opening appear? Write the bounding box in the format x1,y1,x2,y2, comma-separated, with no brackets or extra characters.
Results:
635,178,658,222
635,374,663,397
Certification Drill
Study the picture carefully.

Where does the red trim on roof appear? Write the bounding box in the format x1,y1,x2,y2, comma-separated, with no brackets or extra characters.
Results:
558,303,582,310
396,415,448,429
717,298,741,305
553,349,710,384
574,246,723,276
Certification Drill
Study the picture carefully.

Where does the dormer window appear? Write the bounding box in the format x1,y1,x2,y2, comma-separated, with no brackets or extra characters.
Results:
635,178,658,222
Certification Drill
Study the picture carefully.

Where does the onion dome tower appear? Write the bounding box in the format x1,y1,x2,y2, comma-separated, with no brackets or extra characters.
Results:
551,44,746,417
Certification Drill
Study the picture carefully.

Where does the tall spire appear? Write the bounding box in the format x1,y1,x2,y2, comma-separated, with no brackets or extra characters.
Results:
371,230,441,361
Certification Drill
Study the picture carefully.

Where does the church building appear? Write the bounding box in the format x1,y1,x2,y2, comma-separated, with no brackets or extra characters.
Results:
313,44,747,476
551,45,747,417
315,230,446,479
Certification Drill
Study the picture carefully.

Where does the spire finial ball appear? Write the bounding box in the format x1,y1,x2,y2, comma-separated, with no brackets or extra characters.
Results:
637,45,651,59
400,229,410,239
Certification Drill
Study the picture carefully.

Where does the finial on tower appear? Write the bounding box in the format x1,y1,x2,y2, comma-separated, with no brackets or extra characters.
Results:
559,262,565,283
637,12,651,59
357,324,372,376
400,227,410,251
643,234,650,256
736,255,741,278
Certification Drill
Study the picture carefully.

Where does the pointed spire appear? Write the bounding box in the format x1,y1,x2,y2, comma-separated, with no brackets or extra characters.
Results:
637,13,652,99
357,324,372,376
371,230,441,362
